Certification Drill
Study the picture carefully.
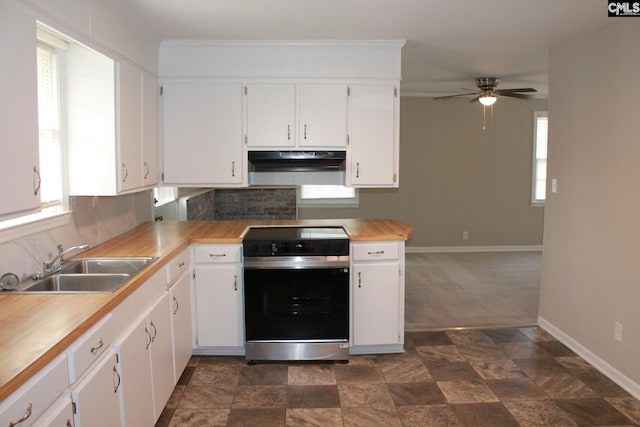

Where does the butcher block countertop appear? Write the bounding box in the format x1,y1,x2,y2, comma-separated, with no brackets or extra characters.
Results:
0,218,411,401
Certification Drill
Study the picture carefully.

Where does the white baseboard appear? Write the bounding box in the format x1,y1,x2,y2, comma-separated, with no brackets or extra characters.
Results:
538,317,640,400
406,245,543,253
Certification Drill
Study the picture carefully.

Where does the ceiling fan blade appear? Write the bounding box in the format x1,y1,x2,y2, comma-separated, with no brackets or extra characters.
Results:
496,88,537,94
434,92,479,100
499,92,535,99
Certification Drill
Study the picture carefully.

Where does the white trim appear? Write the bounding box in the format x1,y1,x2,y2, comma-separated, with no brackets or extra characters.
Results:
0,210,71,244
406,245,543,253
538,317,640,400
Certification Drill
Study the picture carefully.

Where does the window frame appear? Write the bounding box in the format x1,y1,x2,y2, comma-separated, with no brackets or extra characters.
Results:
297,185,359,208
531,111,548,206
0,24,72,243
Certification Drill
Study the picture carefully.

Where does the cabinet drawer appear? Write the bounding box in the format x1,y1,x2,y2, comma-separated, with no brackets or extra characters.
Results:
193,244,242,263
0,353,68,427
351,242,399,261
166,248,190,284
67,313,114,383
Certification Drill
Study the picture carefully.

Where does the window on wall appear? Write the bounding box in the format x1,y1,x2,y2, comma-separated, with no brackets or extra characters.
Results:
532,111,548,205
36,41,64,210
298,185,359,207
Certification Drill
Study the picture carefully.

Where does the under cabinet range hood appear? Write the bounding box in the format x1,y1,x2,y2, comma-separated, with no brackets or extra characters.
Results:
248,151,346,172
248,151,347,186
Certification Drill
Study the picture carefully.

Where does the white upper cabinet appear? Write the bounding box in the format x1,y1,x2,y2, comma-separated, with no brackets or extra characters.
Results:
159,41,403,188
162,82,244,186
117,60,144,192
298,83,348,148
0,2,40,217
67,52,160,196
245,83,296,148
348,84,399,187
142,70,160,188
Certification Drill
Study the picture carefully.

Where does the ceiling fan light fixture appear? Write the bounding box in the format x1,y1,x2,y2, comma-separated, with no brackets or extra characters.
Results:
479,93,497,106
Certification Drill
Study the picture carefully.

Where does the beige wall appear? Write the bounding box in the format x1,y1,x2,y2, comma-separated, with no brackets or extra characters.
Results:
540,21,640,389
299,96,547,248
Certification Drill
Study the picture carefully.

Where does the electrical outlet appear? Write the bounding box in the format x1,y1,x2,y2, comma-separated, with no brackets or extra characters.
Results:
462,231,469,241
614,322,623,342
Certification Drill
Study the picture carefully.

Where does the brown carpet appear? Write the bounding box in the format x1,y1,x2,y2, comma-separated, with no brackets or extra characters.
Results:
405,252,541,331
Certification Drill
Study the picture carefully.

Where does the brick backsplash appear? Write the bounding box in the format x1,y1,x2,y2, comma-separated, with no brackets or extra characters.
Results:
186,188,296,220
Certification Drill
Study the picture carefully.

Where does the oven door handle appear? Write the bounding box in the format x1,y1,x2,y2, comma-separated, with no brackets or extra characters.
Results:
244,257,349,270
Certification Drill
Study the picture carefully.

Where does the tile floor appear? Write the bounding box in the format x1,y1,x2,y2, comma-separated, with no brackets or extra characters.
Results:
155,327,640,426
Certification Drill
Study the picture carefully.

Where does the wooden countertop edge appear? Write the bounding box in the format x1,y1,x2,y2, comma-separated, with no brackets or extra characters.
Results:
0,219,411,401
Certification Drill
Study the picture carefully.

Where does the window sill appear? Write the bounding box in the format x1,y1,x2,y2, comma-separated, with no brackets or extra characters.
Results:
0,209,72,244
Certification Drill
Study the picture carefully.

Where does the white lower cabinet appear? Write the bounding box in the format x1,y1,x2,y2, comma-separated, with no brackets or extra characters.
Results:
169,271,193,383
192,244,244,353
71,350,122,427
350,241,405,353
115,314,155,427
116,292,173,425
36,396,75,426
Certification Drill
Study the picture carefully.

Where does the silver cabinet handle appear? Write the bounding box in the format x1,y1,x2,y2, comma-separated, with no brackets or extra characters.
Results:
209,253,227,258
90,338,104,354
143,161,150,179
231,161,236,177
9,403,32,427
358,271,362,288
356,162,360,178
173,296,179,315
178,261,185,268
32,166,41,196
367,250,385,256
144,326,152,349
121,163,128,183
304,124,307,139
233,274,238,291
150,321,157,342
113,365,121,393
287,125,291,140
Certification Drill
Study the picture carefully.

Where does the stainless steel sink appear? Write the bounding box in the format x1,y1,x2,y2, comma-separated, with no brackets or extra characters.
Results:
22,273,131,293
60,257,157,275
9,256,158,294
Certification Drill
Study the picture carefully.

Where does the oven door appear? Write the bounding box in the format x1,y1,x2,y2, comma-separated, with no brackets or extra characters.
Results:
244,261,349,342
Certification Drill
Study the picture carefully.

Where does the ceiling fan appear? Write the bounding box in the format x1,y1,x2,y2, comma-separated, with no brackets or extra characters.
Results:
435,77,537,106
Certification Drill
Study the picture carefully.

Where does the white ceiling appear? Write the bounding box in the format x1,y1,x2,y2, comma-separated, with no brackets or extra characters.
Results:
111,0,612,97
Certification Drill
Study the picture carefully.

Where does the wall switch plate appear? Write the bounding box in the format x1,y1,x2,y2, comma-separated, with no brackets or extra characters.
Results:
614,322,623,342
551,178,558,194
462,231,469,241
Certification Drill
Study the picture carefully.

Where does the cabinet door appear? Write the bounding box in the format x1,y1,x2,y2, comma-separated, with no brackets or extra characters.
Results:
115,315,154,427
246,83,296,147
170,272,193,383
71,350,122,427
148,293,174,421
163,82,243,185
194,264,243,347
117,61,143,192
0,2,40,216
36,396,75,426
352,262,400,346
142,71,159,188
349,84,398,187
299,84,348,148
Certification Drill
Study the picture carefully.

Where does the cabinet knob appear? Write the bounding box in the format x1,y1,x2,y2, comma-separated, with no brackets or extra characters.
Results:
121,163,129,183
173,296,179,315
113,365,121,393
304,124,308,140
234,274,238,291
143,161,150,179
356,162,360,179
231,161,236,177
358,271,362,288
287,125,291,140
90,337,104,354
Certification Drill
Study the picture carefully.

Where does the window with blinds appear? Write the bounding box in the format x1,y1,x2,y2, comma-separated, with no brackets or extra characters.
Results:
532,111,548,205
36,43,63,209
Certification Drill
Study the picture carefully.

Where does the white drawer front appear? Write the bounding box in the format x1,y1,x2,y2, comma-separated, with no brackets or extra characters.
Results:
352,242,399,261
194,244,242,263
166,248,190,284
0,353,68,427
67,313,114,384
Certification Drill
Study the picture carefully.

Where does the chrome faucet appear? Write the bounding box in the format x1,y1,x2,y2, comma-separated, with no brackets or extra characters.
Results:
33,244,89,280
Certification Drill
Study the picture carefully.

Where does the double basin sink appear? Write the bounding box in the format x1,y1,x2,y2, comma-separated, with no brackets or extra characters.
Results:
18,257,157,294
